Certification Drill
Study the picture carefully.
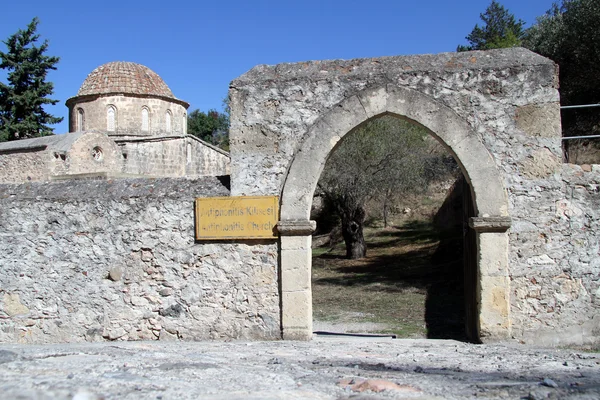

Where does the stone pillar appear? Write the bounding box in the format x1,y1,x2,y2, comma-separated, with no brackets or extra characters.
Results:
470,216,512,342
277,219,316,340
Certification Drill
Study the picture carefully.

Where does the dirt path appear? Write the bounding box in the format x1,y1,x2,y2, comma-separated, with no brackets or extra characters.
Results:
1,338,599,399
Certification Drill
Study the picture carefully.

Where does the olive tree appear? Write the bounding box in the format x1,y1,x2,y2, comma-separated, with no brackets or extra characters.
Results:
317,115,457,259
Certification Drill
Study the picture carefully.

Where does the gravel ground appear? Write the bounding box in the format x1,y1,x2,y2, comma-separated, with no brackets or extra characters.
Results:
0,337,599,399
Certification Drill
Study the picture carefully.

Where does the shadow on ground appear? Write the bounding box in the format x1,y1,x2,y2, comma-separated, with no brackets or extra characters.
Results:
313,222,467,341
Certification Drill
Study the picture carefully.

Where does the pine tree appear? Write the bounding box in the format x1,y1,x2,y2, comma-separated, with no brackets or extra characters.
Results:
457,1,525,51
0,17,62,141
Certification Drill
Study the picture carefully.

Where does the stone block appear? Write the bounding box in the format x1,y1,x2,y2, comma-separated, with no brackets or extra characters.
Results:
479,275,511,340
477,232,509,277
2,293,29,317
281,290,311,331
281,250,311,292
516,103,561,138
279,235,311,251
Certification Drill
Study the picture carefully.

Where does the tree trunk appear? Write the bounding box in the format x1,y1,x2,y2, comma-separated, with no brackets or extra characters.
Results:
341,206,367,259
383,189,391,228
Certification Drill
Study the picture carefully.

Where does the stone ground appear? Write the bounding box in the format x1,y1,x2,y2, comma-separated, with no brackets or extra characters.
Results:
1,337,599,400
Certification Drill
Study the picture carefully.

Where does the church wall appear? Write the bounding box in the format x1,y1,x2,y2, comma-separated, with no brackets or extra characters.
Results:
0,178,280,343
117,137,230,178
0,133,230,182
0,150,50,183
70,95,187,136
185,137,231,176
51,132,121,177
119,139,187,177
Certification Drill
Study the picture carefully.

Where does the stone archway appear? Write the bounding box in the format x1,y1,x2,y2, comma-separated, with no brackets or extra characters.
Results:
278,84,511,341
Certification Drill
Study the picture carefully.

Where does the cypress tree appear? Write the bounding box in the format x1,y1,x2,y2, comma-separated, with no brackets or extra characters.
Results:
0,17,62,141
457,1,525,51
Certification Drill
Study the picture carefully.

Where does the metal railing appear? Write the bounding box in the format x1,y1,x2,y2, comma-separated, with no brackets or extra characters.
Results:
560,103,600,141
560,103,599,163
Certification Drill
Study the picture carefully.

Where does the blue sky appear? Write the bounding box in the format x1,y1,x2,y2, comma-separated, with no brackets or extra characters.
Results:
1,0,556,134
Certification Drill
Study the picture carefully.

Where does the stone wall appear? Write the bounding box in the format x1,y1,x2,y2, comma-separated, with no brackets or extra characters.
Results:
185,137,231,176
52,133,121,177
510,164,600,346
1,48,598,346
0,150,49,183
0,178,279,343
118,136,230,177
229,48,600,346
0,133,120,184
119,138,186,177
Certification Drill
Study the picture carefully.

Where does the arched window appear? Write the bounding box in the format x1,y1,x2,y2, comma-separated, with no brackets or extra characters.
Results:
165,110,172,133
141,107,149,132
76,108,84,132
182,113,187,135
107,105,116,132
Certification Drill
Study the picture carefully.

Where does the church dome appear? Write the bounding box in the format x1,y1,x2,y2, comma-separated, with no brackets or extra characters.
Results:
76,61,175,99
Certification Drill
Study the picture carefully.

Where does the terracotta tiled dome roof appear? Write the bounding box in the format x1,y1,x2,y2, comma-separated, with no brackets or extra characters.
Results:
77,62,175,98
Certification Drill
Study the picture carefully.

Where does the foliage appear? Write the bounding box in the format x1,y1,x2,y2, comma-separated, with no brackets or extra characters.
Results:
0,17,62,142
523,0,600,161
457,1,525,51
317,115,458,259
187,108,229,150
523,0,600,106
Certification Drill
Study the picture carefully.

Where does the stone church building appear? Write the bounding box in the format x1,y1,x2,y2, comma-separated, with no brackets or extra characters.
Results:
0,62,230,183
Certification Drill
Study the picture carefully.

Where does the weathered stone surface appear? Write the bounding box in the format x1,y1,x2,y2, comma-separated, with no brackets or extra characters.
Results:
230,47,598,346
108,266,123,281
0,339,599,399
515,103,561,138
510,164,600,346
0,178,279,343
520,148,561,179
0,133,230,183
2,294,29,317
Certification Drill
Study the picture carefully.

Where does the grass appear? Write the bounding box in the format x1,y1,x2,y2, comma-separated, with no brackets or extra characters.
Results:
312,221,466,339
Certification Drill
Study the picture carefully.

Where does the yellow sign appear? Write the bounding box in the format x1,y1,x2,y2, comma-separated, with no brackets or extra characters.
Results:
195,196,279,240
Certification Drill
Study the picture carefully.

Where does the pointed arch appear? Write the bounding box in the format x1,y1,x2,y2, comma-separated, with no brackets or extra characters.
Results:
106,105,117,132
165,110,172,133
278,84,511,341
141,106,150,132
76,108,84,132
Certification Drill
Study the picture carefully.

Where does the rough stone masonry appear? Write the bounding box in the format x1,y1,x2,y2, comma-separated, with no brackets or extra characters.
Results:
0,178,279,343
229,47,599,346
0,48,598,346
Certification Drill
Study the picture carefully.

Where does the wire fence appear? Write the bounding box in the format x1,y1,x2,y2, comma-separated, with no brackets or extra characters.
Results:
559,103,599,163
560,103,600,141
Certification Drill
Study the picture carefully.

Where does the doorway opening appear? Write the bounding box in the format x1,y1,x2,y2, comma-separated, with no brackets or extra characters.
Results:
310,114,477,340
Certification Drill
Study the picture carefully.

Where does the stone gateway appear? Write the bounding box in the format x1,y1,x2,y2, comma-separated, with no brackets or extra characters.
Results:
0,48,598,347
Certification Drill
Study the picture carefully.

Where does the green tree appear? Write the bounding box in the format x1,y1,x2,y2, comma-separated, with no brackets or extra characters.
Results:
317,115,457,259
0,17,62,142
187,108,229,150
457,1,525,51
524,0,600,105
524,0,600,162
